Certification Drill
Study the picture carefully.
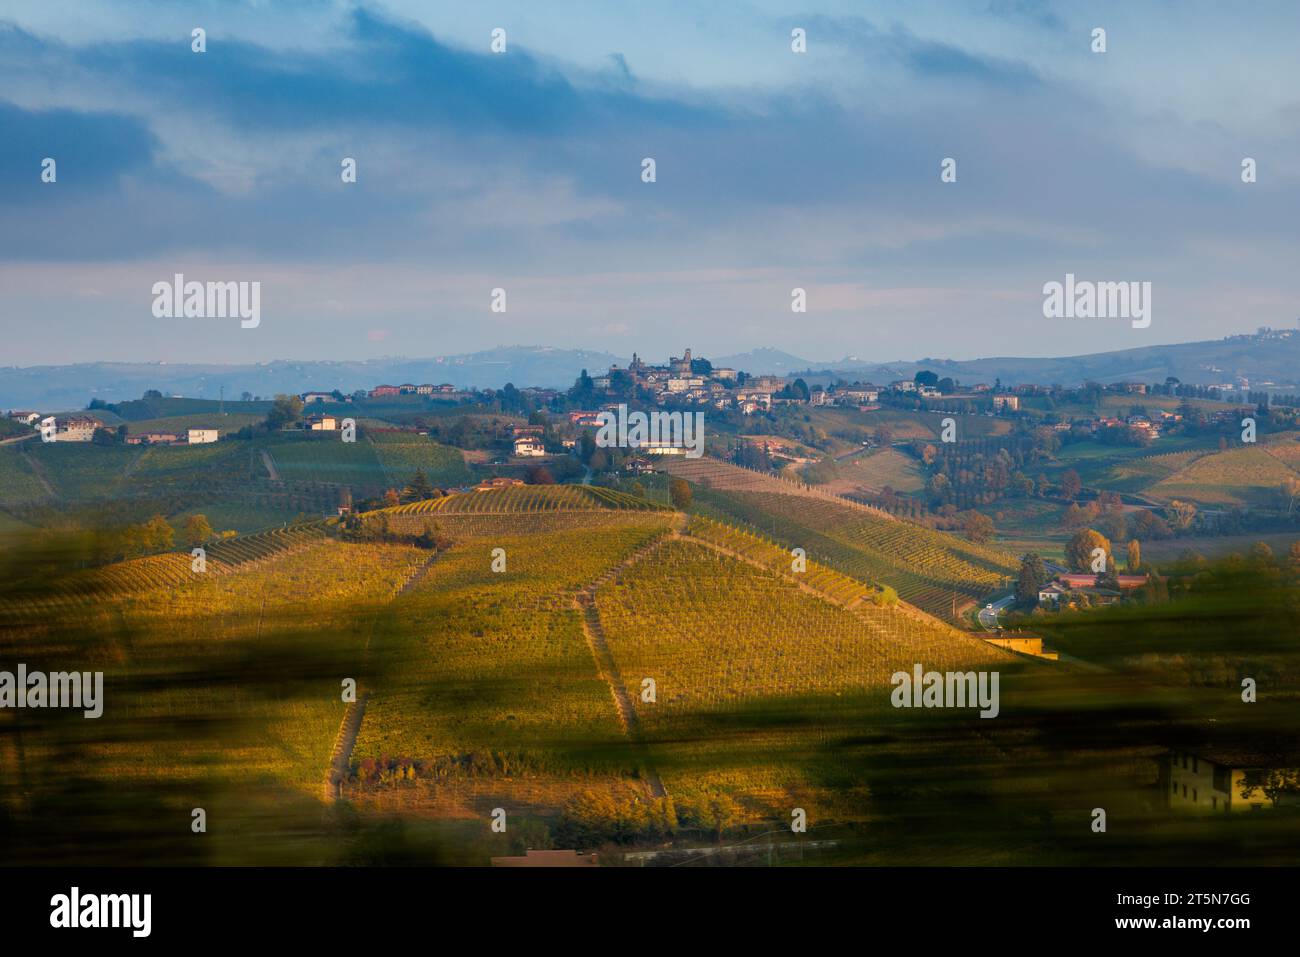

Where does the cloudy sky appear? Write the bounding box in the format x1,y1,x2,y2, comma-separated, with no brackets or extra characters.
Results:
2,0,1298,366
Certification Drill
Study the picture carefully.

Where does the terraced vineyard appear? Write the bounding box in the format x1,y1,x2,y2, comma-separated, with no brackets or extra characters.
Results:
365,431,472,488
592,538,1011,811
1,552,224,615
597,538,1005,714
1146,445,1300,506
354,517,674,774
0,537,437,841
1,523,342,618
691,486,1016,618
20,442,142,499
685,515,874,606
206,522,331,565
259,432,470,492
0,445,54,507
388,483,665,515
260,433,390,488
660,455,897,520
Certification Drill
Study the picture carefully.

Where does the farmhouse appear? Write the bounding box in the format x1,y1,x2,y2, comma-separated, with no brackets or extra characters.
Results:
368,385,400,398
300,391,335,404
1169,747,1300,814
992,394,1020,411
187,428,220,444
1037,582,1069,606
56,416,103,442
304,415,337,431
6,411,41,426
513,436,546,457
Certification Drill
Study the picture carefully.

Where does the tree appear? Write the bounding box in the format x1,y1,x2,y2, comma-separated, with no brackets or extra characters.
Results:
266,393,304,430
525,464,556,485
963,511,995,544
1239,768,1300,809
669,477,692,511
925,472,950,505
383,489,400,508
1059,469,1082,500
1130,508,1173,540
184,514,214,547
1126,539,1141,573
1015,553,1048,605
403,469,434,501
1168,499,1197,532
1065,528,1112,574
1096,510,1127,544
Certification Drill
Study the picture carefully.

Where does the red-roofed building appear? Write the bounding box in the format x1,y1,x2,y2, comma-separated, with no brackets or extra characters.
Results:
1057,573,1148,590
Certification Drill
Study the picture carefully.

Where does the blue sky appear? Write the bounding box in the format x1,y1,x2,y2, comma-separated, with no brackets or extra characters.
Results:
2,0,1298,366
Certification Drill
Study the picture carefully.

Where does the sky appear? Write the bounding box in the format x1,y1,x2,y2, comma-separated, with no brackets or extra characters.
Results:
2,0,1299,367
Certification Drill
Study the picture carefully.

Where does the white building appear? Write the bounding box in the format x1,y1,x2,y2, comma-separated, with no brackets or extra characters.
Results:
188,428,220,444
513,436,546,457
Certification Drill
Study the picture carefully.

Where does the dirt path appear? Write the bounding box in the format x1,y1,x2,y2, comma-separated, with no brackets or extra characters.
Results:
575,593,667,799
19,450,56,498
571,528,678,799
325,692,369,801
259,449,281,481
326,550,442,798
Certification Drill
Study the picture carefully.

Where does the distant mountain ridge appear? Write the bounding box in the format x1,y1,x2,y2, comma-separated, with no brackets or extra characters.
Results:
4,333,1299,410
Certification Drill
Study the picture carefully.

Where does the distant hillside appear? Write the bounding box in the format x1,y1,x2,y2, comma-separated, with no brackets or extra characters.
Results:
0,346,628,410
796,331,1300,393
6,332,1300,409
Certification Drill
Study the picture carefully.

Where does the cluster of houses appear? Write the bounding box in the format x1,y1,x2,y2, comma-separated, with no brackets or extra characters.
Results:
574,349,1037,417
4,411,219,445
1037,572,1150,609
361,383,467,400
